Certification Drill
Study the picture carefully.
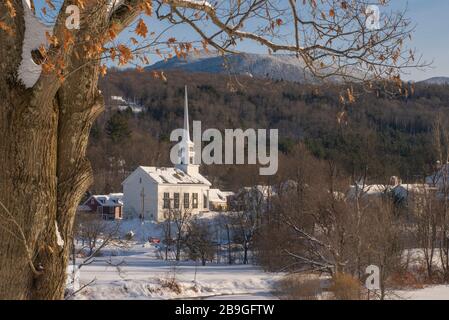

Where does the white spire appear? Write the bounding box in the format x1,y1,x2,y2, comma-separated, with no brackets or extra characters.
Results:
183,85,191,142
176,85,199,175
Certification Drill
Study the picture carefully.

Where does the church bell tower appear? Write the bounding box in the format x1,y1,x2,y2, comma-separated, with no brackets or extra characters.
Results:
176,86,199,176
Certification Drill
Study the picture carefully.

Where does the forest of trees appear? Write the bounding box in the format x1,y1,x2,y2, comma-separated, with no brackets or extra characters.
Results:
87,69,449,195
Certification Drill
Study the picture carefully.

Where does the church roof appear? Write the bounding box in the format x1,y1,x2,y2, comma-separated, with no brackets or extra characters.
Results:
136,166,211,186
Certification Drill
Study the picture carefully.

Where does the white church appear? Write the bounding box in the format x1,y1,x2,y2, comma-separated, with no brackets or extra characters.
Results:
122,87,222,221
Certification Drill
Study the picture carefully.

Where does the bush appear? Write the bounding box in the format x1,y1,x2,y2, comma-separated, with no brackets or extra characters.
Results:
388,270,425,289
124,230,135,241
277,274,323,300
329,273,363,300
159,278,182,295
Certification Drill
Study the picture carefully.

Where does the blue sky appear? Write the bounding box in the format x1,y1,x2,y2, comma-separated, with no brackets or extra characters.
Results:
390,0,449,81
33,0,449,81
232,0,449,81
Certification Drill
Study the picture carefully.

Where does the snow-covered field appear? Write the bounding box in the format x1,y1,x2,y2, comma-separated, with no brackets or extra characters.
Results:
69,219,449,300
394,286,449,300
71,242,281,300
71,241,449,300
68,219,282,299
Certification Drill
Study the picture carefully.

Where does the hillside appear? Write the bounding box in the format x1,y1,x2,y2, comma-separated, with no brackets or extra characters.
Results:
419,77,449,85
92,69,449,193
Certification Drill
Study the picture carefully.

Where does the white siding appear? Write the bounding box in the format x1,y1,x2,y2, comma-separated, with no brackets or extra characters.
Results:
123,168,158,220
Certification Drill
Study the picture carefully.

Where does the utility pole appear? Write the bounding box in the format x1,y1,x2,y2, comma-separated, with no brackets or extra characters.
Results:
140,187,145,222
165,204,173,261
140,187,146,244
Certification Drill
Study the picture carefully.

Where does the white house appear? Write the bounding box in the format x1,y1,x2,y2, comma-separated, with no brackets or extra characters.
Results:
122,87,213,221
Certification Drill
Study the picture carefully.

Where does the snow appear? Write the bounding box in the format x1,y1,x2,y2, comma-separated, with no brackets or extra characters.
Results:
71,242,281,300
66,265,80,292
137,166,211,186
88,193,124,207
18,0,51,88
208,189,230,203
117,105,144,113
68,221,449,300
117,219,162,241
68,218,279,299
395,286,449,300
55,221,64,248
180,0,213,10
111,96,126,102
107,0,125,13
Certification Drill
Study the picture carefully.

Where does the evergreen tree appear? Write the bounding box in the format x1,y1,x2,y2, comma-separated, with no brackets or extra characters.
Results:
105,113,131,143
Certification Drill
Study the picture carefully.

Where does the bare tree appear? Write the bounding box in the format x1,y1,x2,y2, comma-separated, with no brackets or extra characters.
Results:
185,218,215,266
218,213,234,265
161,206,192,261
0,0,424,299
74,213,118,256
412,186,439,279
231,212,256,265
430,115,449,280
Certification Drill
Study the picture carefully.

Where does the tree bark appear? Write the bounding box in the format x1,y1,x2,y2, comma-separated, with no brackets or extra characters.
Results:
0,1,105,299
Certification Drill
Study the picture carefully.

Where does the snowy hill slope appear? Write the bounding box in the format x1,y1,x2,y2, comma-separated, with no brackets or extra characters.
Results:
419,77,449,85
146,51,326,83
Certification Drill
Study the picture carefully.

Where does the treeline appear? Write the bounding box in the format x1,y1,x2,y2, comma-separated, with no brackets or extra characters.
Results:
87,68,449,193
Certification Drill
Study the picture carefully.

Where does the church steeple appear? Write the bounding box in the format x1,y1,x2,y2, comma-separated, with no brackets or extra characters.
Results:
183,85,191,142
176,86,199,175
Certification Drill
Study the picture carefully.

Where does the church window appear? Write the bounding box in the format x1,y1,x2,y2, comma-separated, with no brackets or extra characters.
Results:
192,193,198,208
163,192,170,209
174,193,180,209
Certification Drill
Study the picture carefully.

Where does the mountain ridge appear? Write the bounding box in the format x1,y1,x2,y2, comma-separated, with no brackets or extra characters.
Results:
418,77,449,85
146,51,321,83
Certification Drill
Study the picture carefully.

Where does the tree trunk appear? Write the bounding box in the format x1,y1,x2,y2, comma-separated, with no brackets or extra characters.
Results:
243,242,248,264
0,84,102,299
0,0,132,300
0,15,101,300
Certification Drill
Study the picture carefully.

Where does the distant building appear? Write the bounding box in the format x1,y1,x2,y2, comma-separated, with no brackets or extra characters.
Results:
109,95,144,113
79,193,124,220
208,189,234,211
230,185,274,212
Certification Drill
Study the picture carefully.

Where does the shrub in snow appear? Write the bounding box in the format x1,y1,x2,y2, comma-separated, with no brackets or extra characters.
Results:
159,278,182,295
277,274,322,300
125,230,135,240
330,273,363,300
